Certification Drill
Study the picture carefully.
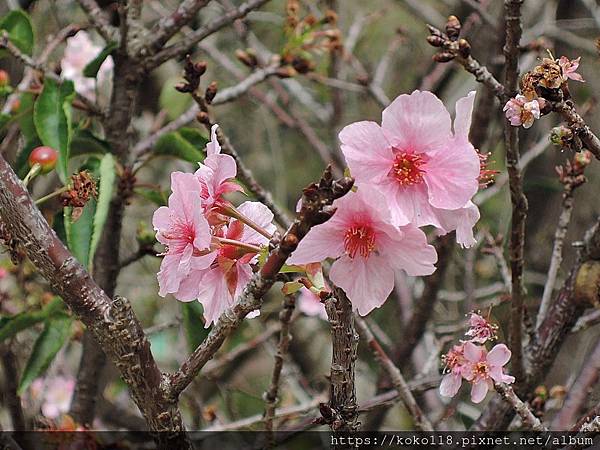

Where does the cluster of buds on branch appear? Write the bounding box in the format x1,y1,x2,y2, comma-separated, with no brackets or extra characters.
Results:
426,15,471,62
555,150,592,190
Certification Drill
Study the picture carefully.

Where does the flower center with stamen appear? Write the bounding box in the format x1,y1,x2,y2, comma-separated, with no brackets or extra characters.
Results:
391,151,426,186
473,361,489,379
344,225,376,259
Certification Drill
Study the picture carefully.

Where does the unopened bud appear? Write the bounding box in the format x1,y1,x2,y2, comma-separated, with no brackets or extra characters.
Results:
235,49,258,68
204,81,218,104
433,52,455,63
549,125,573,147
574,150,593,169
196,111,210,126
194,61,208,76
0,70,9,87
426,35,445,48
276,66,297,78
458,39,471,58
323,9,337,25
445,15,461,41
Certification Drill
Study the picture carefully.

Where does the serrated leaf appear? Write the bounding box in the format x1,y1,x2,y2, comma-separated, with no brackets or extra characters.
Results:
0,297,64,342
65,199,97,266
34,79,75,182
0,10,34,56
181,302,209,351
83,42,117,78
70,128,110,156
153,129,207,163
18,314,72,395
134,187,168,206
88,153,115,270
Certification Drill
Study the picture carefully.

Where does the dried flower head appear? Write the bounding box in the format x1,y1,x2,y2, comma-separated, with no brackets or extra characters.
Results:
532,57,563,89
465,311,498,344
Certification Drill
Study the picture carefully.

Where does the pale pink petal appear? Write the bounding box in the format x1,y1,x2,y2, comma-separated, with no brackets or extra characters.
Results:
158,254,183,296
237,201,276,245
470,379,489,403
330,254,395,316
381,182,441,227
487,344,512,367
234,263,254,298
423,141,480,209
381,90,452,152
440,372,462,397
463,341,484,363
378,224,437,276
453,91,477,141
490,366,515,384
247,310,261,319
287,221,345,265
174,269,205,301
206,124,222,156
339,121,394,185
197,268,233,327
433,201,480,248
298,288,328,319
152,206,171,231
204,153,237,187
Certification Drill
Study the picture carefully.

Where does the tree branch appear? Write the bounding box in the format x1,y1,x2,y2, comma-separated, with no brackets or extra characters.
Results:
494,382,547,431
76,0,119,43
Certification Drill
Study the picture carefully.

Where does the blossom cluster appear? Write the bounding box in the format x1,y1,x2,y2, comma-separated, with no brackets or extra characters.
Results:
288,90,483,315
440,312,514,403
154,90,486,324
153,125,274,326
503,55,584,129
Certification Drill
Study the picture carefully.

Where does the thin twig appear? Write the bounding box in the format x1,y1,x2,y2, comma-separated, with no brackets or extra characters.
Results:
76,0,119,43
355,317,434,431
494,382,547,431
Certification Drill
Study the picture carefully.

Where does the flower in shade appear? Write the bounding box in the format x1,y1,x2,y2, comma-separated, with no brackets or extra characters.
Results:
339,90,481,247
288,187,437,316
558,56,584,83
463,342,515,403
31,376,75,419
465,312,498,344
61,30,113,99
195,124,244,223
196,201,276,326
440,343,468,398
153,172,215,300
503,95,541,129
297,287,328,320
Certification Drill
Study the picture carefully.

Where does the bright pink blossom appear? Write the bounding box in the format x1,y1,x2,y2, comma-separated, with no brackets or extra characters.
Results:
288,188,437,315
196,201,276,326
503,95,541,129
463,342,515,403
153,172,215,300
339,90,481,246
559,56,584,82
465,312,498,344
195,124,244,221
440,343,468,398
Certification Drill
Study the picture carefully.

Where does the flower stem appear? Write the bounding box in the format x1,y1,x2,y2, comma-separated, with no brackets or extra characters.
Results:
218,204,273,240
212,236,262,254
35,186,69,205
22,163,41,187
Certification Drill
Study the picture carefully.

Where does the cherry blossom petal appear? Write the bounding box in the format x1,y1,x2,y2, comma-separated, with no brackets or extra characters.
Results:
378,224,437,276
237,201,276,245
433,201,480,248
152,206,171,231
330,254,395,316
440,372,462,397
470,379,489,403
423,141,480,209
381,90,452,152
287,221,345,265
197,268,233,327
463,341,484,363
487,344,512,366
339,121,394,185
157,254,182,296
490,366,515,384
298,288,328,319
206,124,222,156
454,91,477,141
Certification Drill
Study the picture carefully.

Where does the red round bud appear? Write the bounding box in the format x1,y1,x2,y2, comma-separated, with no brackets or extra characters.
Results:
0,70,9,87
10,98,20,113
28,146,58,174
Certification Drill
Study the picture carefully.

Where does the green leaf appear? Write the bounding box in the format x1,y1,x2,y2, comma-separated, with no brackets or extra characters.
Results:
153,128,207,163
0,112,10,131
0,10,34,56
134,187,168,206
34,78,75,182
64,199,97,267
282,281,303,295
88,154,115,270
0,297,64,342
181,302,209,352
83,42,117,78
159,78,193,121
70,128,110,157
18,314,73,395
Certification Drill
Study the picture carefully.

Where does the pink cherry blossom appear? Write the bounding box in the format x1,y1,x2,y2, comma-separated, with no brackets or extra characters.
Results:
61,31,113,99
153,172,215,300
463,342,515,403
503,95,541,129
559,56,584,82
339,90,481,243
195,124,244,221
0,267,7,279
440,343,468,398
31,376,75,419
196,201,276,326
288,187,437,316
465,312,498,344
297,287,328,319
